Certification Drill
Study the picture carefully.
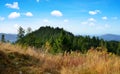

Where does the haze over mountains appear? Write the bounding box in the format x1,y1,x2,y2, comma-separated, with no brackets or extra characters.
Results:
100,34,120,41
0,33,120,43
0,28,120,42
0,33,17,42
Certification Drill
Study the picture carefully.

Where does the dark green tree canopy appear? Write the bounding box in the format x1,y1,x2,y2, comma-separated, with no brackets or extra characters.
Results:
16,26,120,55
17,26,25,40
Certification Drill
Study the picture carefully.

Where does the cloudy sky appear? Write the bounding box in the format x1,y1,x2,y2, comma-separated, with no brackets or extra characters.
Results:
0,0,120,35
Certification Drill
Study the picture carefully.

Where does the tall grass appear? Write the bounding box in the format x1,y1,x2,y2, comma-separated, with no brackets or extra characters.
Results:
0,42,120,74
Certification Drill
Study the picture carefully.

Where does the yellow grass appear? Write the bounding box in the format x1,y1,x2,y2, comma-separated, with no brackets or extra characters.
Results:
0,42,120,74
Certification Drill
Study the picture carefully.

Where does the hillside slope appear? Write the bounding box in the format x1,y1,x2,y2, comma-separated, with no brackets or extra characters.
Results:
0,43,40,74
0,42,120,74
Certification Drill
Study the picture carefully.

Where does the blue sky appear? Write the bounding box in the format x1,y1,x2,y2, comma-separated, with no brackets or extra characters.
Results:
0,0,120,35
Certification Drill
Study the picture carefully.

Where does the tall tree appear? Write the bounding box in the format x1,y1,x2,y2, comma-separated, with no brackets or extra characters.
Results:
117,42,120,55
1,34,5,42
26,27,32,34
17,26,25,40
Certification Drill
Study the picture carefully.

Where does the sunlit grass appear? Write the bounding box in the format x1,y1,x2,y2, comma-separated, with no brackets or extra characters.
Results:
0,42,120,74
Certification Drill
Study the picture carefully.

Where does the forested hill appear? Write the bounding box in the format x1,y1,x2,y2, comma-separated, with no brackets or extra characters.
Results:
16,26,120,55
30,26,74,43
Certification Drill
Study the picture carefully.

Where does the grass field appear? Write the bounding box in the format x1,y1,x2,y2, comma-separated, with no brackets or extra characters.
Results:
0,42,120,74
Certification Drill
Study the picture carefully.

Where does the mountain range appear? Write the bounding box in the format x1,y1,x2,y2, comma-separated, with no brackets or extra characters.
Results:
99,34,120,41
0,33,17,42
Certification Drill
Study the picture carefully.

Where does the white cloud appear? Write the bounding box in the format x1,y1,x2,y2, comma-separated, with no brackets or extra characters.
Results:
36,0,49,2
5,2,19,9
81,18,96,26
43,19,49,23
25,12,33,17
88,18,96,22
64,19,69,23
0,16,5,21
51,10,63,17
8,12,20,19
36,0,40,2
89,10,101,15
102,16,107,20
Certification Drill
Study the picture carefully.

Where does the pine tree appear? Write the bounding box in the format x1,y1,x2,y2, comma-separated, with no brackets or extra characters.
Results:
26,27,32,34
1,34,5,42
117,42,120,55
17,26,25,40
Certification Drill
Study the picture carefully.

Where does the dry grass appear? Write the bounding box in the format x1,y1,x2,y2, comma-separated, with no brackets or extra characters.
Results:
0,42,120,74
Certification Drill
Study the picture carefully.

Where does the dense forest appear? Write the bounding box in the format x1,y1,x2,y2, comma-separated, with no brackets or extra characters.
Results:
5,26,120,55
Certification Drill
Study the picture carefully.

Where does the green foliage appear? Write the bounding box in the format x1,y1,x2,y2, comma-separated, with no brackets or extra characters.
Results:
16,26,120,55
106,41,119,54
117,42,120,55
1,34,6,42
26,27,32,34
17,26,25,40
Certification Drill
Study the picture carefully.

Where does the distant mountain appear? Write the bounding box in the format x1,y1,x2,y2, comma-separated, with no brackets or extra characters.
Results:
99,34,120,41
0,33,17,42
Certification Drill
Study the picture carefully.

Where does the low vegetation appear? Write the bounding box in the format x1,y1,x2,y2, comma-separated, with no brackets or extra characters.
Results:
0,42,120,74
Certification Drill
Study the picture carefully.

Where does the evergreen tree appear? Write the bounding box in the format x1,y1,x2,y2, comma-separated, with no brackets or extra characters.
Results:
17,26,25,40
1,34,5,42
26,27,32,34
117,42,120,55
27,34,36,46
15,26,120,55
55,33,63,53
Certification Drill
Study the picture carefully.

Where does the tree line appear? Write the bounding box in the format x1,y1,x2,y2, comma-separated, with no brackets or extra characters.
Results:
1,26,120,55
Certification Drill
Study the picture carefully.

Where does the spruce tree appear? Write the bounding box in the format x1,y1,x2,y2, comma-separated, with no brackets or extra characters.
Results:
117,42,120,55
1,34,5,42
26,27,32,34
17,26,25,40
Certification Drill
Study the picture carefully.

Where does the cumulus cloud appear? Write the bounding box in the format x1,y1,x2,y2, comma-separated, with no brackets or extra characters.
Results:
36,0,40,2
102,16,107,20
8,12,20,19
88,18,96,22
64,19,69,23
51,10,63,17
36,0,49,2
81,18,96,26
25,12,33,17
5,2,19,9
0,16,5,21
89,10,101,15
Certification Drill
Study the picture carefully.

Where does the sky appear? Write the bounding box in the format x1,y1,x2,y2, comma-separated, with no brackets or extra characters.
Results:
0,0,120,35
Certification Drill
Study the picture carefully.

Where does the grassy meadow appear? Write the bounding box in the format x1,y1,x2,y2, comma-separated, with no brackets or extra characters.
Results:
0,42,120,74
